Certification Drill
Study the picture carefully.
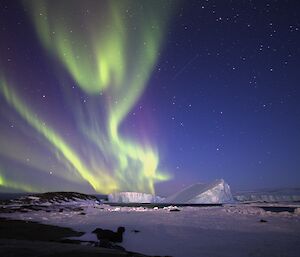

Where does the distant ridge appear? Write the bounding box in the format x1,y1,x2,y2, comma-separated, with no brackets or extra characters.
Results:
2,191,98,205
234,188,300,202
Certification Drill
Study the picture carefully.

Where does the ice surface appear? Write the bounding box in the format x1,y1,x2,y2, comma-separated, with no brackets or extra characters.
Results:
1,191,300,257
164,179,233,204
108,191,163,203
1,202,300,257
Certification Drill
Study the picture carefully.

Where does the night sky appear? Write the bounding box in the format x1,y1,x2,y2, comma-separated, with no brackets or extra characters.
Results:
0,0,299,196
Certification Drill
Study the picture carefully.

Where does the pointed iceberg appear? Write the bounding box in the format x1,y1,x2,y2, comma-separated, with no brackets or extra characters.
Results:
163,179,233,204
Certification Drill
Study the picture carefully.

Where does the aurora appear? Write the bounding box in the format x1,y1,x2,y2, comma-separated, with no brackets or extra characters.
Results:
0,0,174,194
2,0,298,196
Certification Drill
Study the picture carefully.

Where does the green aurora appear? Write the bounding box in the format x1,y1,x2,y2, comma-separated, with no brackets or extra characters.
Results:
0,0,175,194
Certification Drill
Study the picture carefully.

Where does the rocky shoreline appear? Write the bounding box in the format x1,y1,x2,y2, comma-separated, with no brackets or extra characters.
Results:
0,218,165,257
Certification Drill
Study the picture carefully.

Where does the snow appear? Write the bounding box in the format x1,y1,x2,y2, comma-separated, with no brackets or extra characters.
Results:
27,196,40,200
1,200,300,257
164,179,233,204
108,191,163,203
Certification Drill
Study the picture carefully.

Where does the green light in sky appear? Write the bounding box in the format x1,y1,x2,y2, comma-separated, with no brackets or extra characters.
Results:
0,167,38,192
0,1,174,193
0,79,118,193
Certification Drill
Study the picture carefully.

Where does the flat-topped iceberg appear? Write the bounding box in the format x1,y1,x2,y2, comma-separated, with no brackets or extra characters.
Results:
108,191,164,203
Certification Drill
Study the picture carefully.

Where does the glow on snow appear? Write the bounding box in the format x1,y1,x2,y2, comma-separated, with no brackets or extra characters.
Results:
0,0,174,194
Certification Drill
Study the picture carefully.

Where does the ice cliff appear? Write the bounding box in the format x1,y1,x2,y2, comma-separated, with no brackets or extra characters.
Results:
108,192,163,203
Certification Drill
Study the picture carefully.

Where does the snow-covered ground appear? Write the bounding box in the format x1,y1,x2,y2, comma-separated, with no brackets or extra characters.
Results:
1,199,300,257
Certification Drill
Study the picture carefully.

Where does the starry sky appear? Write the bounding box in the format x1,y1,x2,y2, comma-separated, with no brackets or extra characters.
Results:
0,0,299,196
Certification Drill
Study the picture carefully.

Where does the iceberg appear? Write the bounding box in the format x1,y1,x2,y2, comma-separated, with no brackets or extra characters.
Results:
108,192,163,203
163,179,233,204
107,179,233,204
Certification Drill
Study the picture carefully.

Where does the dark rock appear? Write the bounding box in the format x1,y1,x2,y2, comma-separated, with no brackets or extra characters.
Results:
260,219,268,223
169,209,180,212
59,238,95,246
92,226,125,243
79,212,86,215
98,239,126,251
131,229,140,233
0,217,84,241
